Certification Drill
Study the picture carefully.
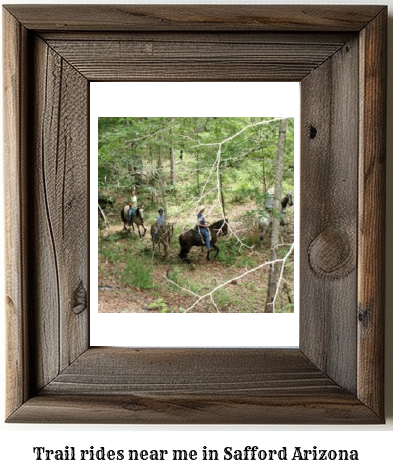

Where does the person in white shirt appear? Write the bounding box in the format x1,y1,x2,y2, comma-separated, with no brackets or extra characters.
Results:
128,189,138,225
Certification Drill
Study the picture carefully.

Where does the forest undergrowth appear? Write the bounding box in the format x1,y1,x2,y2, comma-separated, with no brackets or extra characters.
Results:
98,200,294,313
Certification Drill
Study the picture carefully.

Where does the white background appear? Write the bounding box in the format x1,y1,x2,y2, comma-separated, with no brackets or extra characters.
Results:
90,82,300,347
1,1,392,473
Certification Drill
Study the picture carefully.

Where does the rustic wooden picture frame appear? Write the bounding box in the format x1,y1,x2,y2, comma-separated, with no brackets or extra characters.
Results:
3,5,386,424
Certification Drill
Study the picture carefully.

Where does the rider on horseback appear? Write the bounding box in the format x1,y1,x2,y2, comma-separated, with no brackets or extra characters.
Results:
128,189,138,225
265,188,275,211
153,208,166,242
197,205,212,251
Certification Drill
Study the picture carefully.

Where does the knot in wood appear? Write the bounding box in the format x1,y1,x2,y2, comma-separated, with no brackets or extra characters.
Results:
309,125,317,139
73,281,87,315
358,306,370,326
308,228,355,279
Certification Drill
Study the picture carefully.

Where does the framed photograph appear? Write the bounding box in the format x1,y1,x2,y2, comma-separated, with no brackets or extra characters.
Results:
91,82,300,347
4,5,386,423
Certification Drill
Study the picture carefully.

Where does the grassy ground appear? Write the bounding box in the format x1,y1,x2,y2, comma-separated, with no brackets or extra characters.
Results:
98,198,294,313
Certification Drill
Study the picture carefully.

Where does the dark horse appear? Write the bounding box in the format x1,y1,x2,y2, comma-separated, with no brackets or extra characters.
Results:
121,204,147,237
179,219,228,263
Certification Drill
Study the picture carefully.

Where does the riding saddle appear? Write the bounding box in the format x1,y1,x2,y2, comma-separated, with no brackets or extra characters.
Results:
192,227,211,245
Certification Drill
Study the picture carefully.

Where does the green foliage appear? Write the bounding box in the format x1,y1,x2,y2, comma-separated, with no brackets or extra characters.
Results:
148,297,186,313
166,266,183,286
98,117,295,210
99,233,122,263
216,238,242,265
148,298,169,312
281,302,295,313
121,257,154,289
100,247,121,264
214,288,232,307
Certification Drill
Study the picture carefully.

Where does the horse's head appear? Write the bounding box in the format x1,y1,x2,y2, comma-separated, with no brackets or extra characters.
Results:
136,205,144,220
220,220,229,235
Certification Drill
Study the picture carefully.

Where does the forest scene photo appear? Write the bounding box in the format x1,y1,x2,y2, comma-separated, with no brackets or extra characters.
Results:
98,117,295,313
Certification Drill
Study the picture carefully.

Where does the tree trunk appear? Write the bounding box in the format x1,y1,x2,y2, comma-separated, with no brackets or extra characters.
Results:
265,118,287,313
170,147,175,185
219,170,226,218
157,145,162,170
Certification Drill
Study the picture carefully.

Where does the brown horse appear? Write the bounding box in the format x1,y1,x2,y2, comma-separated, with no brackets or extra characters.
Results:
121,204,146,237
179,219,228,263
151,223,174,261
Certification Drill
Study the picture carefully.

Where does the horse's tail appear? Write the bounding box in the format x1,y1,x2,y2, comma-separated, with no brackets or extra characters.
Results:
178,234,184,254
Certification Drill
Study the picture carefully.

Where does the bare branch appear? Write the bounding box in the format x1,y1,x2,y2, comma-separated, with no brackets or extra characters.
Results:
165,243,294,313
98,204,108,228
190,117,290,149
163,274,199,298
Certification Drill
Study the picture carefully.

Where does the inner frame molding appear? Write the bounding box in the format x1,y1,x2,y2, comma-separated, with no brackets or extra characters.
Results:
3,5,386,424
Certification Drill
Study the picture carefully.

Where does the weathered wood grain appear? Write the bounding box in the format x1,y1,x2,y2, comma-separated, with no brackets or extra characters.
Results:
3,8,30,418
3,5,384,32
9,392,379,425
7,349,380,424
358,9,387,417
300,36,359,394
29,36,89,388
44,348,340,395
46,38,348,82
41,31,354,44
3,5,386,424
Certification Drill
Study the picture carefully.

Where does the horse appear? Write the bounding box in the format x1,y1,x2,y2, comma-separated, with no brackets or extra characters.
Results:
150,223,174,261
121,204,147,237
179,219,228,263
254,193,293,246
